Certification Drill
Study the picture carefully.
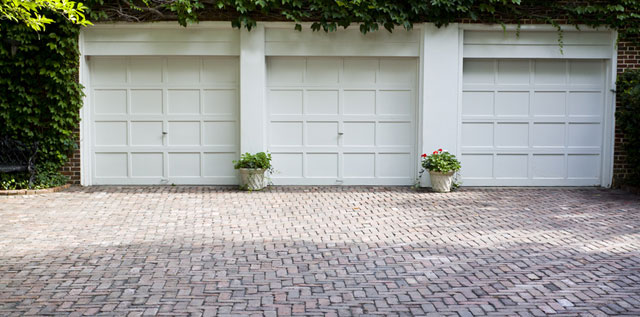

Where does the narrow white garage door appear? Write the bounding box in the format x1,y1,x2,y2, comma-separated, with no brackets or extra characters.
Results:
267,57,417,185
90,56,239,185
461,59,606,186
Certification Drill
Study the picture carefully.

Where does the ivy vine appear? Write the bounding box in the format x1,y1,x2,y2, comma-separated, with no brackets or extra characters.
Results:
83,0,640,40
0,16,84,185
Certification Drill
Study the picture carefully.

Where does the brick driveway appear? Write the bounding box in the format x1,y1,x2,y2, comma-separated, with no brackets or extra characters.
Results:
0,187,639,316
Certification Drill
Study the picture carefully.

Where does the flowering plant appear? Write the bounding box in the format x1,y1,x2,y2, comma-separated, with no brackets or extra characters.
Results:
420,149,461,173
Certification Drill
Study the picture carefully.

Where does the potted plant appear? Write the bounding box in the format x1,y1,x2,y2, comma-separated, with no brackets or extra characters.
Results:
420,149,461,193
233,152,273,191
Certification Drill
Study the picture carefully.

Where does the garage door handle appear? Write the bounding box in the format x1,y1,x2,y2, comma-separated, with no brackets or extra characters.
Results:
338,132,344,135
162,132,168,135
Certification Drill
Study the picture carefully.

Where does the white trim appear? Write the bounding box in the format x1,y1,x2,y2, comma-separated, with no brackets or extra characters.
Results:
459,24,611,32
240,24,267,153
601,30,618,188
78,30,92,186
85,21,234,29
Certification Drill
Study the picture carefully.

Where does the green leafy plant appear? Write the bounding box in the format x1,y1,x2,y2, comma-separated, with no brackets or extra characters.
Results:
616,69,640,186
0,0,91,31
233,152,273,171
421,149,461,173
84,0,640,41
1,17,83,189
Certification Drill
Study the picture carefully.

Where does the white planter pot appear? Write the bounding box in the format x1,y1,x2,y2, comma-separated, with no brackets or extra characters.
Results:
239,168,266,191
429,171,455,193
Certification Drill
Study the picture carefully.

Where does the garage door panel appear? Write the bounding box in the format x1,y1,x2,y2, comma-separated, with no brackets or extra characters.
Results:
377,122,412,146
497,60,530,84
377,153,412,178
495,91,529,116
168,121,200,146
495,155,528,179
306,58,340,84
568,123,602,147
131,153,163,177
532,154,565,179
269,90,303,114
91,57,127,85
166,57,200,83
94,90,127,114
343,153,375,178
129,57,163,84
203,153,237,177
533,92,565,116
460,154,493,179
568,155,600,179
268,56,416,185
168,153,200,177
569,61,603,85
306,90,338,114
131,90,163,114
532,123,565,147
343,58,377,83
568,92,602,116
271,153,303,177
534,60,567,84
270,122,303,146
378,90,411,115
307,122,339,146
461,58,605,186
203,89,237,115
95,153,128,177
91,56,239,184
343,90,375,114
343,122,375,146
307,153,338,178
130,121,163,146
462,91,493,116
378,59,416,84
168,90,200,114
495,123,528,147
462,123,493,147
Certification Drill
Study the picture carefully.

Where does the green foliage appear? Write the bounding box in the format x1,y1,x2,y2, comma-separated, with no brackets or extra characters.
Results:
233,152,273,170
0,0,91,31
421,149,461,173
616,69,640,185
85,0,640,40
0,17,83,188
0,169,68,190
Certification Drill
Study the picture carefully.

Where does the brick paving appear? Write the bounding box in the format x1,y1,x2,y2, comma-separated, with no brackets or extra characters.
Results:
0,186,639,316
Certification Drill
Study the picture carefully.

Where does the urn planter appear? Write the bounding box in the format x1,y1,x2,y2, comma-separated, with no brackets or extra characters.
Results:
239,168,266,191
429,171,455,193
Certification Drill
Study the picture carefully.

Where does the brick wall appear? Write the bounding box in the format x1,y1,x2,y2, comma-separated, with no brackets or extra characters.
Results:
61,129,81,185
613,34,640,186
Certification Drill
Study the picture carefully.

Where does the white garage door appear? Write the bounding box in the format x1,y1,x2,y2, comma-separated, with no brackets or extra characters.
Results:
90,56,239,185
461,59,605,186
267,57,417,185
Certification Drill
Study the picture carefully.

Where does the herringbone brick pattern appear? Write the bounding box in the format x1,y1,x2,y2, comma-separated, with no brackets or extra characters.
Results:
0,187,639,316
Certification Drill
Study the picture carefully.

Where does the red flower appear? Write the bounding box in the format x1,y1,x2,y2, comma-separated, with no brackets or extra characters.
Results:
433,151,438,155
438,148,443,152
421,153,427,158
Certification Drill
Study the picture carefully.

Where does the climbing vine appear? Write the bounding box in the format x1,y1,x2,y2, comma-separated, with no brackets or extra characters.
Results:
83,0,640,40
0,17,83,188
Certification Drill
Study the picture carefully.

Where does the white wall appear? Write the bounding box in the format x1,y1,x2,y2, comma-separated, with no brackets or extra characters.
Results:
420,24,461,186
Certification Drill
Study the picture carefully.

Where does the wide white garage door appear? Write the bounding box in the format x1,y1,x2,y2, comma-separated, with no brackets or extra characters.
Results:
461,59,605,186
267,57,417,185
90,56,239,185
